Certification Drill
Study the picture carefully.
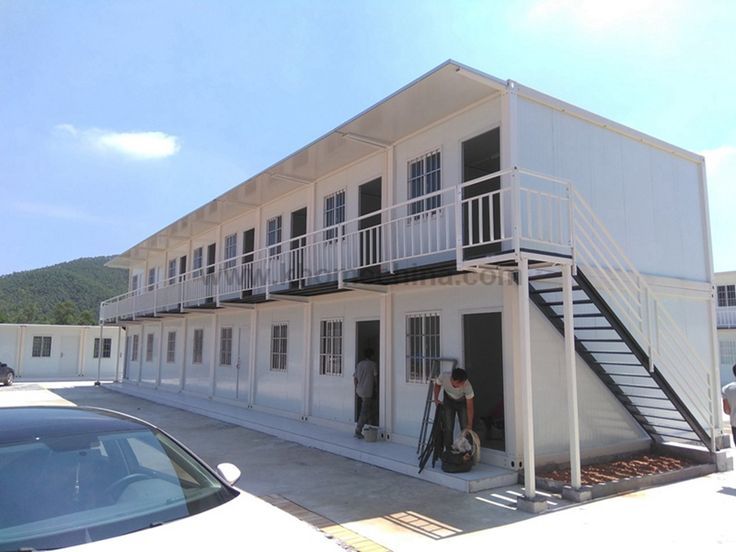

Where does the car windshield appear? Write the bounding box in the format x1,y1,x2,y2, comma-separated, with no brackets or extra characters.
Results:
0,426,237,551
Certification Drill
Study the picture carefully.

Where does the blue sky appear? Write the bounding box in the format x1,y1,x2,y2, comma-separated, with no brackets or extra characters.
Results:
1,0,734,275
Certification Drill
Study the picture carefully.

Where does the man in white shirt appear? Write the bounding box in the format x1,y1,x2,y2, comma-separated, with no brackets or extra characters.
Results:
354,348,378,439
433,367,475,451
722,364,736,444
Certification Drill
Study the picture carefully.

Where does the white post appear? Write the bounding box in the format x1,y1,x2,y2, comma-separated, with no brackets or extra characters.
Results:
517,256,536,498
210,314,218,398
562,263,582,489
157,321,165,387
77,326,86,376
248,308,259,407
115,326,122,382
180,316,189,392
15,325,25,377
454,186,464,271
95,323,103,386
302,302,313,419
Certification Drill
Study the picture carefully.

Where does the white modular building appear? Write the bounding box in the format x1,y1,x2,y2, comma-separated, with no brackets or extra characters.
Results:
101,61,726,496
0,324,124,380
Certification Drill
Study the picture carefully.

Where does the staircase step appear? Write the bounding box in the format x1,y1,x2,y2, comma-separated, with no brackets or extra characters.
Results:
578,338,624,343
634,412,685,423
624,394,671,401
606,372,652,378
545,299,594,306
530,286,580,294
588,350,637,355
551,313,606,319
529,272,563,281
617,383,660,390
652,431,702,443
598,361,643,367
573,326,614,331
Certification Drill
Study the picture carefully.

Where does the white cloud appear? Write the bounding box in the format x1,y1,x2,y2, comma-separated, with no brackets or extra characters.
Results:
13,201,109,224
54,124,180,160
701,145,736,272
525,0,686,39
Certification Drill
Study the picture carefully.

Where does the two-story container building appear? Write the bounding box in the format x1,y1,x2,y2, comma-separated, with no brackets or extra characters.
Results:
101,61,726,502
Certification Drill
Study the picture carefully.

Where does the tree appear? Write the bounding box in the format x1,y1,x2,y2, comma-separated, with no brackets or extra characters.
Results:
77,310,97,325
51,300,78,325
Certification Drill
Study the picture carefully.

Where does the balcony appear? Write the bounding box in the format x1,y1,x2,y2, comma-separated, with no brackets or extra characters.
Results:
100,169,573,323
717,306,736,329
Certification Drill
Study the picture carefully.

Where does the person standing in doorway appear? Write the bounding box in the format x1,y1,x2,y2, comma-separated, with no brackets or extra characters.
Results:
434,367,475,451
722,363,736,444
354,348,378,439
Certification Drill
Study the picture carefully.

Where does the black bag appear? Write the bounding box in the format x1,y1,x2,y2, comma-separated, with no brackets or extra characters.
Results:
441,450,473,473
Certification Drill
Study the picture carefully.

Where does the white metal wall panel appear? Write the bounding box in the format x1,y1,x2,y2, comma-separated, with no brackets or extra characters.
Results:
139,325,160,385
517,96,708,282
184,321,211,395
0,326,19,367
214,312,251,401
159,320,184,390
310,297,380,424
529,305,647,458
254,305,305,414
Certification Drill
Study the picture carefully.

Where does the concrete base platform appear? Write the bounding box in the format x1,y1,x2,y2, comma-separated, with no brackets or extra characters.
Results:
108,383,518,493
516,495,548,514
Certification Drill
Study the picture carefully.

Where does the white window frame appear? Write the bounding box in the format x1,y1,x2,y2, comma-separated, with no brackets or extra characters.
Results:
270,323,288,372
131,334,139,362
224,234,237,269
193,247,204,277
408,149,441,216
193,329,204,364
405,312,440,383
147,267,158,291
145,333,154,362
131,274,140,295
718,285,736,307
267,216,282,257
323,190,345,241
93,337,112,359
31,336,52,358
166,331,176,363
168,259,177,285
220,327,233,366
319,319,343,376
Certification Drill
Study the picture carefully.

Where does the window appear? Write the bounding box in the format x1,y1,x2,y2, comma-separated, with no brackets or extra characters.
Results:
168,259,177,285
31,336,52,358
406,312,440,383
93,338,112,359
131,334,139,362
131,274,140,294
718,285,736,307
193,247,203,277
146,333,154,362
323,190,345,240
319,319,343,376
270,323,288,372
224,234,237,269
193,329,204,364
220,327,233,365
408,150,441,215
267,216,282,256
147,267,158,291
167,331,176,363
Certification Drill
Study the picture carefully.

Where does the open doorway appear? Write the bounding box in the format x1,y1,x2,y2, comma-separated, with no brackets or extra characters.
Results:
358,178,382,278
290,208,307,288
355,320,380,426
463,312,504,451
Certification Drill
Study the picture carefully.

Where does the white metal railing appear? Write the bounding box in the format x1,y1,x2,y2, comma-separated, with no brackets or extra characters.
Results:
571,189,717,448
717,306,736,329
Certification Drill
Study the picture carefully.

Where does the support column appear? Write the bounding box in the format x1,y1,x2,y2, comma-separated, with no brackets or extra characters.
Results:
77,327,86,376
302,302,313,420
562,264,584,496
16,325,25,377
157,321,165,387
248,309,259,407
138,326,144,384
210,314,218,397
516,256,546,513
115,326,122,382
180,316,189,391
382,290,394,436
95,323,104,386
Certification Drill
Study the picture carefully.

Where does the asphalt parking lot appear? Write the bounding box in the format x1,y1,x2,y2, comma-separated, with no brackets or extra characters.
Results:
3,381,736,551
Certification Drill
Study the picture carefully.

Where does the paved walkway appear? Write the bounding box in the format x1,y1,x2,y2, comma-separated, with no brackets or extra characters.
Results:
2,382,735,551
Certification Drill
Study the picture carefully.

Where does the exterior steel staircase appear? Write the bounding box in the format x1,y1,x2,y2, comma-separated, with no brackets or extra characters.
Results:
527,268,711,448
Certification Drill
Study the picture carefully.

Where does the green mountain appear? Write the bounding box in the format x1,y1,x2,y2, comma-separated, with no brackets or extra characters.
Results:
0,256,128,324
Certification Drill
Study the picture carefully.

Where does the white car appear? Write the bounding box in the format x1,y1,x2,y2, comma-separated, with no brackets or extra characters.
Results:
0,406,339,551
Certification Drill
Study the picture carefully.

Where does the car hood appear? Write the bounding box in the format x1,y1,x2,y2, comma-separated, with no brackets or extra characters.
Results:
64,489,340,551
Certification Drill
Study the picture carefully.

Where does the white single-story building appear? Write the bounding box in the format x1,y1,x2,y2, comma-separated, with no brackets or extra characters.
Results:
0,324,124,380
100,61,727,503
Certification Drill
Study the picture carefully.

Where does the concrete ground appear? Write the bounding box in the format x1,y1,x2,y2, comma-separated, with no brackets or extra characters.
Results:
2,381,735,551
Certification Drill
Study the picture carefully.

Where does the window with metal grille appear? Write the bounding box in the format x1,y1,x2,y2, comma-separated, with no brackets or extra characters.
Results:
193,329,204,364
31,336,52,358
717,285,736,307
145,333,154,362
270,323,288,372
408,150,441,215
193,247,203,277
323,190,345,240
267,216,282,257
319,319,343,376
220,327,233,366
224,234,237,269
147,267,158,291
168,259,177,285
131,274,140,294
406,313,440,383
166,331,176,363
93,338,112,359
131,334,139,362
